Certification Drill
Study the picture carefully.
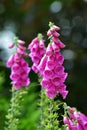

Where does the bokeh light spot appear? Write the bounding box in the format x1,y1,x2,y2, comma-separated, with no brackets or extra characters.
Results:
83,0,87,2
50,1,62,13
62,49,76,60
0,30,16,63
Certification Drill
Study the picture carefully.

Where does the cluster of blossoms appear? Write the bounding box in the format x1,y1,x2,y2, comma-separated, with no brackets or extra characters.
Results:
63,106,87,130
37,23,68,99
6,22,87,130
6,39,30,89
28,34,46,73
7,23,68,99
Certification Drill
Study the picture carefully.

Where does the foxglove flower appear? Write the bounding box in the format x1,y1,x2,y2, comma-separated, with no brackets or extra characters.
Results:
28,34,46,73
39,22,68,99
6,38,31,89
63,106,87,130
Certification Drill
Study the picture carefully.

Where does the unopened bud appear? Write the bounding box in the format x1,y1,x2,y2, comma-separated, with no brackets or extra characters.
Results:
9,43,14,49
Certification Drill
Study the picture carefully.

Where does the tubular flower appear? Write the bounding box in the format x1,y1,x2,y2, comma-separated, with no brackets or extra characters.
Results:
28,34,46,73
38,22,68,99
6,38,31,89
63,106,87,130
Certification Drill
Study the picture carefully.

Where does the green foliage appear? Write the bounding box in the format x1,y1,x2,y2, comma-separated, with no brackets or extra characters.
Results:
0,72,9,130
59,126,66,130
4,87,28,130
19,83,40,130
4,82,40,130
39,88,66,130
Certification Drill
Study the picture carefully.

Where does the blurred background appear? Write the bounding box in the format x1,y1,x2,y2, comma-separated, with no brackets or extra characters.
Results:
0,0,87,129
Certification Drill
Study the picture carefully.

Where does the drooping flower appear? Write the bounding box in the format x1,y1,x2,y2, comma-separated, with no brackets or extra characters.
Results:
63,106,87,130
28,33,46,73
38,22,68,99
6,54,15,68
6,38,31,89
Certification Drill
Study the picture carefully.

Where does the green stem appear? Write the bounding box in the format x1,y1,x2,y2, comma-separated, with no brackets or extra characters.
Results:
40,88,62,130
4,87,27,130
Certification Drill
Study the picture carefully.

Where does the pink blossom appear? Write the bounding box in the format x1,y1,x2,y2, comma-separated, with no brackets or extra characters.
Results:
63,116,70,124
9,55,31,89
18,40,25,45
28,35,46,73
32,63,38,73
63,106,87,130
9,43,14,49
17,43,27,57
46,88,56,99
6,54,15,67
38,23,68,99
53,37,65,48
54,65,64,75
38,55,47,75
13,81,23,89
53,31,60,37
43,69,54,79
28,37,38,50
40,79,51,89
47,24,60,37
46,60,55,70
6,38,31,89
51,42,60,52
46,44,53,56
29,53,40,64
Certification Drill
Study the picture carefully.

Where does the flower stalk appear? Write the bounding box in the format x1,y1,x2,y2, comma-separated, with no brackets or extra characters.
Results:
40,88,65,130
4,87,27,130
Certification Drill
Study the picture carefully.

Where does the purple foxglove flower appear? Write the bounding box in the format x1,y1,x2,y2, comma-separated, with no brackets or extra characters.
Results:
52,77,61,86
63,106,87,130
9,43,14,49
43,69,54,79
53,32,60,37
6,38,31,89
39,23,68,99
38,55,47,75
50,25,60,33
53,37,65,48
76,123,84,130
6,54,15,67
28,35,46,73
10,73,19,81
28,37,39,50
18,40,25,45
46,44,53,56
46,60,55,70
66,127,71,130
47,30,52,36
29,54,40,64
32,64,38,73
60,90,68,99
39,40,45,48
63,116,70,125
46,88,56,99
51,42,60,52
13,81,23,89
40,79,51,89
54,65,64,75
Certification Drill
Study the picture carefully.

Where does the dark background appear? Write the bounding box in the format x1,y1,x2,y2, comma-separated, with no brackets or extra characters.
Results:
0,0,87,129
